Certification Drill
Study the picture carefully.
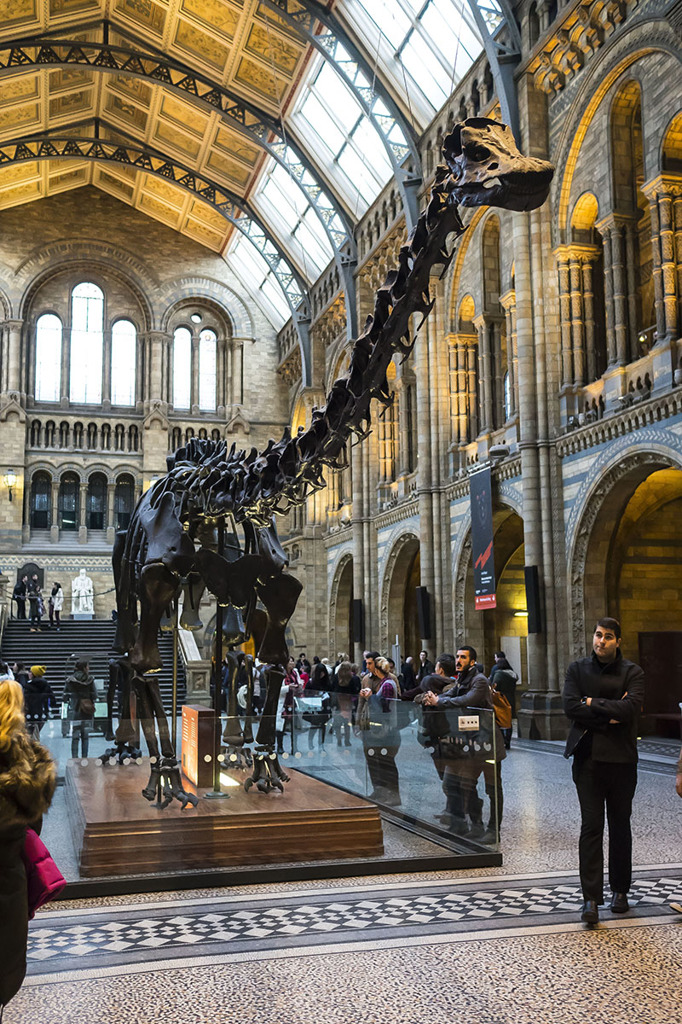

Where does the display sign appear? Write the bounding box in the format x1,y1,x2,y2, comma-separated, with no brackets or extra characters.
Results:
181,704,214,787
470,465,497,610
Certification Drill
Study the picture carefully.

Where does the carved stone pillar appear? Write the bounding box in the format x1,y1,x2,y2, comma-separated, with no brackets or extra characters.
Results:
642,175,682,391
4,319,23,395
598,223,617,365
569,256,585,384
50,481,59,544
466,334,479,438
143,331,170,407
555,254,573,388
78,481,87,544
500,289,518,417
106,482,116,544
582,258,596,381
473,314,493,434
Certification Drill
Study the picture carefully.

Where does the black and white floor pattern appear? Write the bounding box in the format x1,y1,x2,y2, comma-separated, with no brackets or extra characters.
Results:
27,869,682,979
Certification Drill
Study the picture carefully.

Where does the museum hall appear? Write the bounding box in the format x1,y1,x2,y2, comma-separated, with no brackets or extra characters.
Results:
0,0,681,1022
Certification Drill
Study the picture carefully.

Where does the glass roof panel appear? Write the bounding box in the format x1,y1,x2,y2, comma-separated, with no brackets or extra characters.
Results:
291,54,397,213
341,0,484,117
226,235,290,330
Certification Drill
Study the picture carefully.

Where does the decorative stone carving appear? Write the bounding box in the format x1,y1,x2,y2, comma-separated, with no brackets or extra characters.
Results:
71,568,94,614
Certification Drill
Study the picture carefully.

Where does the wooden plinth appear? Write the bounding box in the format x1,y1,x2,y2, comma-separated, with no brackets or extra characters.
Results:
65,760,383,878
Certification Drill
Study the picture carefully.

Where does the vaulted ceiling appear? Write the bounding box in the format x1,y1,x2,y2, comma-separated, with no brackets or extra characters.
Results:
0,0,312,255
0,0,504,332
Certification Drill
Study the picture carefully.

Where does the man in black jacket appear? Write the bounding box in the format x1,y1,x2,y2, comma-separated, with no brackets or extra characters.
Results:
424,646,505,842
563,617,644,924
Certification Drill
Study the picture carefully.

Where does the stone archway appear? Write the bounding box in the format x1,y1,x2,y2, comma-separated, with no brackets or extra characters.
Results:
329,553,353,660
380,532,420,659
568,450,682,654
453,504,525,670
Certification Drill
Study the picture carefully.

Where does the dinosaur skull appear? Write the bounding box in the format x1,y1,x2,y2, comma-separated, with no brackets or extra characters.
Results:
443,118,554,212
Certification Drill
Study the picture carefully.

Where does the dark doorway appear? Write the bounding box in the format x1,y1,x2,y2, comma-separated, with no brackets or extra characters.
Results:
638,632,682,737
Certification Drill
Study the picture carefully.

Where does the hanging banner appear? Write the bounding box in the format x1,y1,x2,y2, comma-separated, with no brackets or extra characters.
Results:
470,466,496,610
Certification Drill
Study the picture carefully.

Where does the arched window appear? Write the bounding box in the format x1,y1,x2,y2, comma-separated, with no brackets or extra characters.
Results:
70,282,104,404
87,473,107,530
30,472,51,529
199,329,217,411
111,320,137,406
114,475,135,530
504,371,512,421
58,473,80,531
35,313,62,403
173,327,192,410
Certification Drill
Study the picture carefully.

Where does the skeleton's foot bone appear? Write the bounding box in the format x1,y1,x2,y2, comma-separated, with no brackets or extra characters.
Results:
244,747,289,793
99,742,142,765
141,757,199,809
222,744,253,770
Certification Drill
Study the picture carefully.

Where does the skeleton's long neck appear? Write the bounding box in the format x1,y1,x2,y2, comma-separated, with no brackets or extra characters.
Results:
236,172,465,523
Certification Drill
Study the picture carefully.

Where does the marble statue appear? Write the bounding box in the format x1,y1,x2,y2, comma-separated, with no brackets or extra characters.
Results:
71,568,94,614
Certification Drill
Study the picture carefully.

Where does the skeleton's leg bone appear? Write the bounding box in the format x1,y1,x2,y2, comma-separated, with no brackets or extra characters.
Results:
131,563,179,673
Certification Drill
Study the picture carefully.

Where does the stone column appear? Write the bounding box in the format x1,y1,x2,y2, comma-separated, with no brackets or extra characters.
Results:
4,319,23,395
500,290,518,417
50,481,59,543
466,334,479,438
106,482,116,544
582,257,596,382
102,328,112,406
642,175,682,391
491,317,505,426
473,313,493,434
144,331,170,406
554,251,573,389
569,256,585,385
191,331,200,412
598,222,617,365
78,481,87,544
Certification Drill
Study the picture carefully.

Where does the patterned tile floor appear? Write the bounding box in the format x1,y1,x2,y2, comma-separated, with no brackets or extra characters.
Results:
5,739,682,1024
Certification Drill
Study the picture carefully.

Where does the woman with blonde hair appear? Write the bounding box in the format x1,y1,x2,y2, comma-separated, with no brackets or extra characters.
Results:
0,681,56,1015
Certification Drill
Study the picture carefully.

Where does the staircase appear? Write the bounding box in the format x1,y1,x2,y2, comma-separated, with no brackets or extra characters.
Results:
1,619,186,711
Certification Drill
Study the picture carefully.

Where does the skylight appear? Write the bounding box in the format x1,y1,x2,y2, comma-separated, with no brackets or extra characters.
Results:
253,161,334,282
341,0,485,116
291,57,394,215
225,235,292,330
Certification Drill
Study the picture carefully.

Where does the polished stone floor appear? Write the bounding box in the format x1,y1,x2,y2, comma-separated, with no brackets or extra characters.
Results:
6,735,682,1024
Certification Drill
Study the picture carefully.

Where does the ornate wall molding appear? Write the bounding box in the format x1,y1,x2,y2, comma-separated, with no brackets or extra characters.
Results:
557,389,682,457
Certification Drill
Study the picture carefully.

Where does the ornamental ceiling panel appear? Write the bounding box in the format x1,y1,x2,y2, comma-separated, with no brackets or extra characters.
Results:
0,0,320,261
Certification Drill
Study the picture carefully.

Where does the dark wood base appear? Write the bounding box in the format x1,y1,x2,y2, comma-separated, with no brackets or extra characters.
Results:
65,759,384,878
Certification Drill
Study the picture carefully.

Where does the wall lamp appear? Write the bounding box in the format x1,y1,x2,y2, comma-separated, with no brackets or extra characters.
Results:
4,469,16,502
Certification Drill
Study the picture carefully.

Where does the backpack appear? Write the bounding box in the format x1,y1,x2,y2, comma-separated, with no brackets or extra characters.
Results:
491,687,512,729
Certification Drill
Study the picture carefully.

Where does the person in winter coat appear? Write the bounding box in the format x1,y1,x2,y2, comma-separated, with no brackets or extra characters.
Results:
357,654,402,807
330,660,360,747
27,575,43,632
563,617,645,925
64,660,98,758
490,652,519,749
23,666,57,736
0,680,56,1013
275,657,303,754
11,576,27,620
48,583,64,630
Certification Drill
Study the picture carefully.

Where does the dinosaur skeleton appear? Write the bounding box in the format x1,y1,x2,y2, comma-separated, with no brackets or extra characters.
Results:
111,118,553,806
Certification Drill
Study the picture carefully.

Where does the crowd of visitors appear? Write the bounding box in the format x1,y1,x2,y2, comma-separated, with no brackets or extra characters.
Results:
11,576,64,632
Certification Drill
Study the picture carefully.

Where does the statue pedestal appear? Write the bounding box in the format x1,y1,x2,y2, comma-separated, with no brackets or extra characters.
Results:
72,612,94,620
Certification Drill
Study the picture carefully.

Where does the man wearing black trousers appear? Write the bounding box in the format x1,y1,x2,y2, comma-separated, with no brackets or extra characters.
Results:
563,617,644,925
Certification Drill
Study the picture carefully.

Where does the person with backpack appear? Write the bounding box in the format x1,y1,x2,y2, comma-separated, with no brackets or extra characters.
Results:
64,660,98,758
490,652,518,749
423,645,506,843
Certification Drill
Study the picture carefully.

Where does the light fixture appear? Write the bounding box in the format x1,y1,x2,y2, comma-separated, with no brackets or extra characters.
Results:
4,469,16,502
514,610,528,618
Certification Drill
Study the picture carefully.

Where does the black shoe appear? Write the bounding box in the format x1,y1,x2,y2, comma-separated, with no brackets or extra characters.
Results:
467,821,486,839
581,899,599,924
610,892,629,914
479,828,498,844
